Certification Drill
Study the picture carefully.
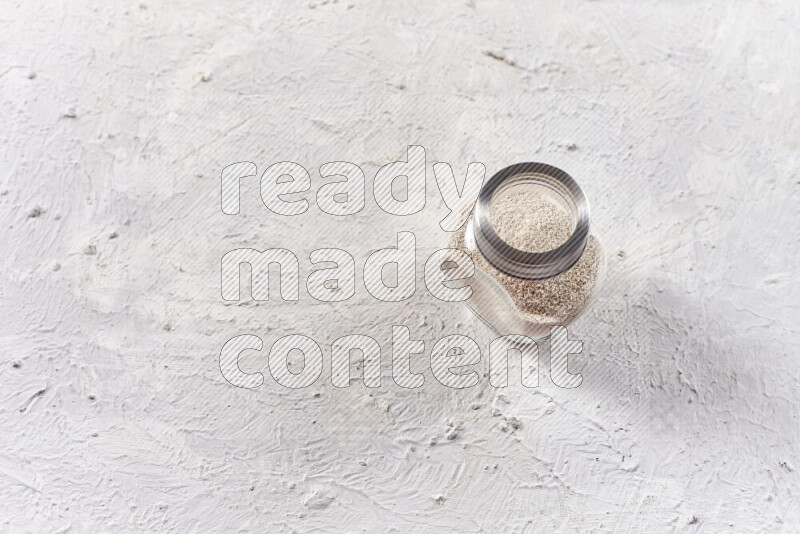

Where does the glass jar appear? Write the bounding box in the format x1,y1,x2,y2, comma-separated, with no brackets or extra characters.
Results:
451,162,606,341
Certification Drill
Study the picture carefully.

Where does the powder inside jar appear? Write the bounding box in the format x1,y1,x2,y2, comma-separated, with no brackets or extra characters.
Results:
489,191,574,253
451,190,605,327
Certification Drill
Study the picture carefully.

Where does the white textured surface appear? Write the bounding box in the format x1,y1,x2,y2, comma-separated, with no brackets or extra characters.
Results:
2,1,799,532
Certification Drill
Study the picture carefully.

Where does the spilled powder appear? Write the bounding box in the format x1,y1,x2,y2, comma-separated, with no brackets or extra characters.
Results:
452,191,604,325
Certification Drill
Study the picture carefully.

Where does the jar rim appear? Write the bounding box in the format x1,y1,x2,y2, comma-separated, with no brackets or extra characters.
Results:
473,162,590,280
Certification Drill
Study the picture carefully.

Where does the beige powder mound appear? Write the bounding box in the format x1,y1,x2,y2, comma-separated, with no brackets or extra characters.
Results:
490,191,574,253
452,191,604,325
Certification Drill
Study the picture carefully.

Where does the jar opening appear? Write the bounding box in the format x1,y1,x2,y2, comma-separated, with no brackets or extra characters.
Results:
489,176,578,254
472,163,590,281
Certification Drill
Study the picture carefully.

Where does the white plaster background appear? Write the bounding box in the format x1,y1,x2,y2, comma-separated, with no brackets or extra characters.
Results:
1,0,799,532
